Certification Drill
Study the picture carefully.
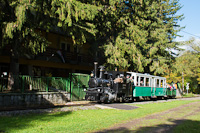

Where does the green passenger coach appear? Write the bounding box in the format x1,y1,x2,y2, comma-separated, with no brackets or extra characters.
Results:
127,72,170,100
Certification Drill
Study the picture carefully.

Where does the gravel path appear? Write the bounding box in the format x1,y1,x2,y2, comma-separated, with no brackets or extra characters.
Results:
98,104,139,110
95,97,200,133
129,96,200,105
0,105,98,116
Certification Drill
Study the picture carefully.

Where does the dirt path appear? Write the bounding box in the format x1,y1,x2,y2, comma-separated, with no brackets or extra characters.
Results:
96,100,200,133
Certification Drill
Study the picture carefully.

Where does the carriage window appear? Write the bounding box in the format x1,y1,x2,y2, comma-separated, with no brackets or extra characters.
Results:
140,77,144,86
157,79,160,87
146,78,150,87
161,80,163,87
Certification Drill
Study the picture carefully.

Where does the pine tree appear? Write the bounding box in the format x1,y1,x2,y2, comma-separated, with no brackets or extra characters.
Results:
0,0,99,90
95,0,183,75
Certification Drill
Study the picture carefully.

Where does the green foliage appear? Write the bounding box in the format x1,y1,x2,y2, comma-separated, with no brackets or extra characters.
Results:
170,38,200,93
175,52,199,77
1,0,100,55
0,0,100,90
94,0,183,74
1,0,184,76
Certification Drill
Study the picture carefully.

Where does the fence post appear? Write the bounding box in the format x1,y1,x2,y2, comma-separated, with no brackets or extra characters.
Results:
78,74,80,101
66,78,68,92
22,76,25,93
46,77,49,92
70,73,72,101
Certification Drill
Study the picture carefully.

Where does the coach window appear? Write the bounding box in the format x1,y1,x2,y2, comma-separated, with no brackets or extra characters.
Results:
161,79,163,87
145,78,150,87
140,77,144,86
162,79,166,88
157,79,160,87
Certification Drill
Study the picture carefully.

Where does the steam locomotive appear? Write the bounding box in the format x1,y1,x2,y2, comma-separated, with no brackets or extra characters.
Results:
85,62,133,103
85,62,176,103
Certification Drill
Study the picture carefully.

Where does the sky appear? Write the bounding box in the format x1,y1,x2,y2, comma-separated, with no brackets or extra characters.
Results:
175,0,200,41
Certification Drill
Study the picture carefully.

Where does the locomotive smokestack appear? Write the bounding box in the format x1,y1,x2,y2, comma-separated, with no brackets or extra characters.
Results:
99,66,105,79
94,62,98,78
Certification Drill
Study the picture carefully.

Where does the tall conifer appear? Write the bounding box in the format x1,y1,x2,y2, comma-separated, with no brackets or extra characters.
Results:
96,0,183,75
0,0,99,90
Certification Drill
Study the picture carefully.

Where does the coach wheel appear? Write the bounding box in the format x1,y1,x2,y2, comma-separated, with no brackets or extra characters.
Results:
135,97,140,102
129,99,133,103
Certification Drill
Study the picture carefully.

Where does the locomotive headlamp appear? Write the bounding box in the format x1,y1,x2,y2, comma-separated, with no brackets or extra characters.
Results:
84,89,87,91
90,73,94,77
98,89,101,92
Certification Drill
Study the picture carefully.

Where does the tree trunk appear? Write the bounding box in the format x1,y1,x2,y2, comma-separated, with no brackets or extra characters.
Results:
8,39,19,91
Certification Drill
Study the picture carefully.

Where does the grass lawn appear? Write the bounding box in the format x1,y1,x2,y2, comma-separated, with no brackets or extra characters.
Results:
173,112,200,133
0,100,199,133
182,93,195,98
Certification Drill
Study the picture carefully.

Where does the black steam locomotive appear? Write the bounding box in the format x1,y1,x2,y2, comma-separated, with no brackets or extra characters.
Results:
85,62,133,103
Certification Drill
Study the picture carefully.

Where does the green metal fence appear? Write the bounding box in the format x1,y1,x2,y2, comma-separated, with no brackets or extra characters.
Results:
0,75,70,93
21,76,71,92
0,77,8,92
0,73,90,101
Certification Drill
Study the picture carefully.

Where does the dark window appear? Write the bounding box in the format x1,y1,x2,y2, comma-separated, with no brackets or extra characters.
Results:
61,43,65,50
67,44,70,52
74,46,77,53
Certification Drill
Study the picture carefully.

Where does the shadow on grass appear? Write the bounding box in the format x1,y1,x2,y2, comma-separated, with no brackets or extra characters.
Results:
96,127,132,133
96,119,200,133
0,111,72,132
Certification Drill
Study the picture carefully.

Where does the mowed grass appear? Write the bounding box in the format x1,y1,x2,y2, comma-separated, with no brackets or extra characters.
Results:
173,112,200,133
0,100,199,133
182,92,195,97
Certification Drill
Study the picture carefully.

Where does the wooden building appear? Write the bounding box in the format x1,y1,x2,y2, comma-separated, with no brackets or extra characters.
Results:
0,30,94,78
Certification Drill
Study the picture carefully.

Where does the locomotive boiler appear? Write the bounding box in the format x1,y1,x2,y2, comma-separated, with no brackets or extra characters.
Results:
85,62,133,103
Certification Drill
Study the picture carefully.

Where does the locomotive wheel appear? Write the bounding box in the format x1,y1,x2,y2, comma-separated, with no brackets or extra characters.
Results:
104,100,112,104
124,97,132,103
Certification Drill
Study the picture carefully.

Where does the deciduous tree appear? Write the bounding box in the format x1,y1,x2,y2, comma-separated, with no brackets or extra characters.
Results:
171,38,200,93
